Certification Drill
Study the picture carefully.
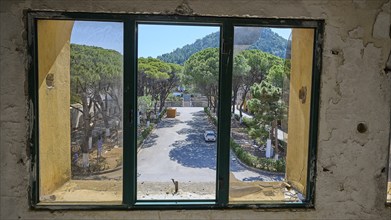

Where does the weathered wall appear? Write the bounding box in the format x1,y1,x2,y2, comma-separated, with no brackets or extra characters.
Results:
286,28,314,195
37,20,74,196
0,0,390,219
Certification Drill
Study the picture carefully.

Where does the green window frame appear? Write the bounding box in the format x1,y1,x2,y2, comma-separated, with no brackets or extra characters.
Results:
27,11,324,210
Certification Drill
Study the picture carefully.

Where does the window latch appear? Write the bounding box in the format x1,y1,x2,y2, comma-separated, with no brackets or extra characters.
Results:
129,109,134,124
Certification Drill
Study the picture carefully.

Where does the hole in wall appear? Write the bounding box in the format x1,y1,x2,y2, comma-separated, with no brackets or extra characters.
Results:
46,73,54,88
357,122,368,133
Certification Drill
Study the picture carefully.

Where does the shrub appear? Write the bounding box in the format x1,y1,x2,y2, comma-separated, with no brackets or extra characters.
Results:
204,107,217,126
158,108,167,120
230,138,285,172
242,117,254,127
141,125,153,139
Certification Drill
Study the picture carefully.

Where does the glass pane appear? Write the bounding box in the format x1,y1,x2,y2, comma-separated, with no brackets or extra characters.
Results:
229,26,314,203
38,20,123,203
136,24,220,200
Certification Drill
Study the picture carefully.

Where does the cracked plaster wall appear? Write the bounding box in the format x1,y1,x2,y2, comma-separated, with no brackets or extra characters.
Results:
1,0,390,219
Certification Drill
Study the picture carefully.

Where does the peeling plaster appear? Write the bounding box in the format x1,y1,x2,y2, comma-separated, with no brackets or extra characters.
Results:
174,0,194,15
373,11,391,39
1,0,391,219
348,26,365,39
353,0,368,9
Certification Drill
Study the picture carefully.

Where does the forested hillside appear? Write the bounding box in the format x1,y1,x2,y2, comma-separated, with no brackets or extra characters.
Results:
157,28,288,65
157,32,219,65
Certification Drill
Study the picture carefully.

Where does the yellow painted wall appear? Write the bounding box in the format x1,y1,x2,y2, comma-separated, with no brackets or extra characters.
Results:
286,29,314,195
38,20,74,196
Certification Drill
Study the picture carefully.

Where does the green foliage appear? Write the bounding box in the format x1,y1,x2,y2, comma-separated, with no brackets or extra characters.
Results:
233,53,251,77
242,117,254,128
184,48,219,111
266,64,286,89
141,125,153,139
138,57,170,80
183,48,219,89
137,124,154,149
70,44,123,106
247,81,287,143
166,93,182,102
138,95,153,113
70,44,123,153
157,28,288,65
137,58,183,113
71,44,122,86
240,49,284,81
204,107,217,126
231,53,251,111
230,139,285,172
158,108,167,120
249,28,288,58
158,32,220,65
70,93,81,104
234,50,281,116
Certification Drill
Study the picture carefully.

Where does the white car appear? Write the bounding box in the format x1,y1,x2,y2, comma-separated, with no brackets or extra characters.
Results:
204,130,216,142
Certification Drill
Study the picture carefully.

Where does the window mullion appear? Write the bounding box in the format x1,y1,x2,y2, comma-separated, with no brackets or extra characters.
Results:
123,17,137,206
216,21,234,206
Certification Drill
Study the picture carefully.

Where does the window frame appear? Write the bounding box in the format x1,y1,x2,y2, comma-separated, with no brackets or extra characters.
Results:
27,11,324,210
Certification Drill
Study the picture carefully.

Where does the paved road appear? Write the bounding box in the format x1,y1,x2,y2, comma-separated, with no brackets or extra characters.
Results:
137,107,283,183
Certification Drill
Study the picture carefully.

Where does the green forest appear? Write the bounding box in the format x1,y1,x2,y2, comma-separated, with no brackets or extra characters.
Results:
158,27,288,65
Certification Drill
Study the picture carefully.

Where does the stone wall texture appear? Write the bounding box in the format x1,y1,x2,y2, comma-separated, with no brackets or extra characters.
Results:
1,0,390,219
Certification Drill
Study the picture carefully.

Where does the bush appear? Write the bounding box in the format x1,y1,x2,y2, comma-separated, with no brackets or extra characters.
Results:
242,117,253,127
158,108,167,120
141,125,153,139
136,124,155,150
204,107,217,126
230,138,285,172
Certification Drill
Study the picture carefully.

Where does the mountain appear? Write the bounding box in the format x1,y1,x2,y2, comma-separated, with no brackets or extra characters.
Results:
157,32,220,65
157,28,288,65
249,28,289,59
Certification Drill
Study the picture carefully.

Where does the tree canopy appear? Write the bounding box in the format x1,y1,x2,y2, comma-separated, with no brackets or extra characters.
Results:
70,44,123,156
71,44,122,89
138,57,182,113
183,48,219,111
247,80,287,156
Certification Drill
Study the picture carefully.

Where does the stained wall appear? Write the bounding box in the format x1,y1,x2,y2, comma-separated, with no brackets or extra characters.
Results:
1,0,390,219
286,28,314,195
37,20,74,196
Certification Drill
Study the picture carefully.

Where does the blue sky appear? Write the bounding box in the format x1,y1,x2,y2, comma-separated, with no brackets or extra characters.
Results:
70,21,124,54
70,21,291,58
138,24,220,58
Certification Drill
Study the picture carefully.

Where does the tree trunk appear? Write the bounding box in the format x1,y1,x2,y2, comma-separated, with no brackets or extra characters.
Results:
239,88,249,117
273,120,279,159
159,93,166,113
95,92,110,138
212,86,218,113
81,93,92,168
232,88,238,114
231,81,241,114
153,100,158,117
239,100,244,118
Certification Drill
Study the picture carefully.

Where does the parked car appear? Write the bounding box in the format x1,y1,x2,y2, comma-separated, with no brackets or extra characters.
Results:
204,130,216,142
